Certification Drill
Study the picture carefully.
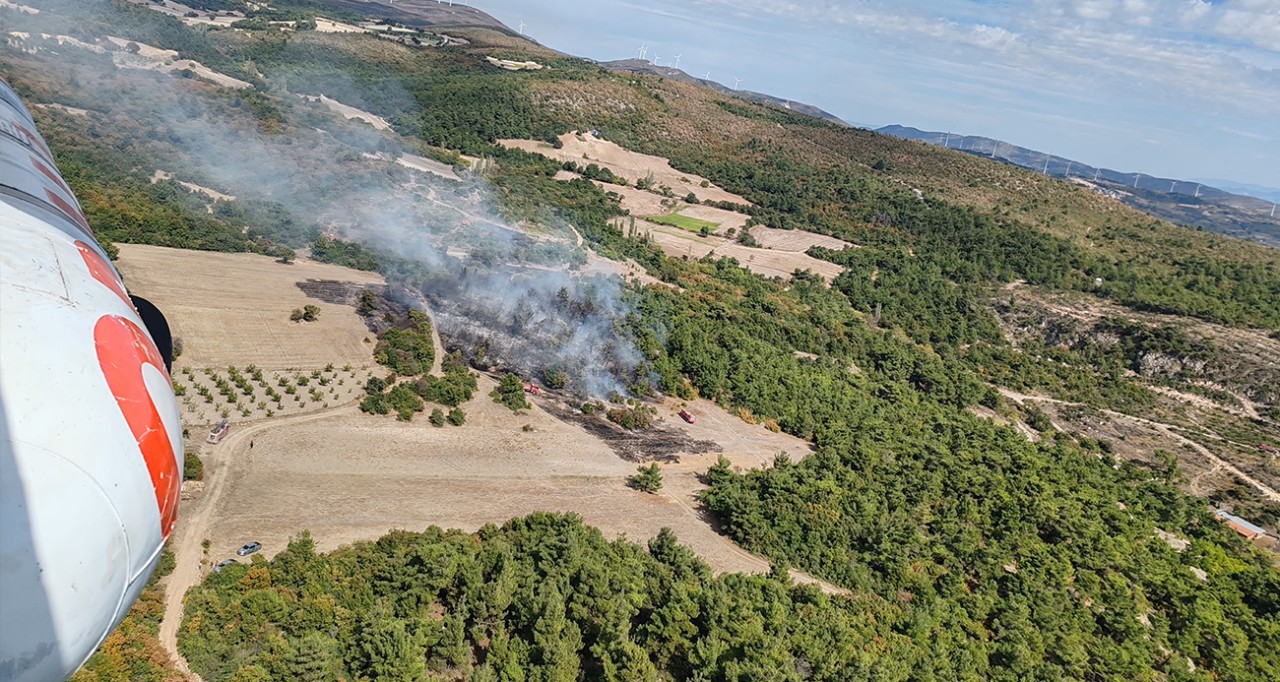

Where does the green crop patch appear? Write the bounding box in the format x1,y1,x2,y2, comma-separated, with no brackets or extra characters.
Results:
648,213,721,233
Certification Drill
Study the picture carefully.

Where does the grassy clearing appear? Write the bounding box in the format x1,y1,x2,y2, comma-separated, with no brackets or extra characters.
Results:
648,212,721,233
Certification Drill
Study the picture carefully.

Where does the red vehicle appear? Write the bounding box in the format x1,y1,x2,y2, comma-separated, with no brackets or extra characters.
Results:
524,383,541,395
679,409,696,424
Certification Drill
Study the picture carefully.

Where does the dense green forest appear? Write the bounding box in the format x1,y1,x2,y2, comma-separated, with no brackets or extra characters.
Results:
181,515,904,681
5,2,1279,679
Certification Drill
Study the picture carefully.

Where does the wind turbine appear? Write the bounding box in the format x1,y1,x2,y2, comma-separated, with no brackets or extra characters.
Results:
652,53,661,65
1169,180,1177,192
1065,161,1072,177
518,20,525,35
703,70,711,80
673,54,682,68
638,44,648,60
1042,156,1050,175
1194,184,1201,198
1093,168,1101,181
1133,173,1141,189
733,77,742,90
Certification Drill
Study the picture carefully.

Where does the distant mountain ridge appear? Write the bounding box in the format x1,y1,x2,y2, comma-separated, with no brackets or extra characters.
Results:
600,59,850,127
879,125,1280,248
1191,178,1280,205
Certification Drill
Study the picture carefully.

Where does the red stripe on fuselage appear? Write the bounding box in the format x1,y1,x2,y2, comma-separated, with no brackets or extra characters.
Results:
30,154,72,196
94,316,181,539
46,187,92,233
75,240,132,309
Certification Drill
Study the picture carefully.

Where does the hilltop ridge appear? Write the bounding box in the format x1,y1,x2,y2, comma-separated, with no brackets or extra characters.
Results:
880,124,1280,247
600,58,851,127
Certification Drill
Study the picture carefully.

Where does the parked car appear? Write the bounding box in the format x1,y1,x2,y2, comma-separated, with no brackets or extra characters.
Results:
213,559,239,572
236,541,262,556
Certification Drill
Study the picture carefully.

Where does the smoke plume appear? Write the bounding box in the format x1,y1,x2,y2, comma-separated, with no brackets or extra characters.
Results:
5,1,647,396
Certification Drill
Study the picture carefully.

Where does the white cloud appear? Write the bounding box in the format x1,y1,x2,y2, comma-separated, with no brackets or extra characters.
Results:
690,0,1280,116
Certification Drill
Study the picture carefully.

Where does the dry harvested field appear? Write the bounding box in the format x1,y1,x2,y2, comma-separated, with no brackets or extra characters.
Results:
314,17,367,33
31,102,90,116
301,94,392,131
635,219,845,282
151,170,236,205
594,181,751,234
499,133,751,205
115,244,385,369
750,225,854,252
198,375,835,588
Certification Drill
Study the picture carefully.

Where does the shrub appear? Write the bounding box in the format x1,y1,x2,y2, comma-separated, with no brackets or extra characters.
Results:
491,373,530,412
542,366,569,390
628,463,663,493
607,404,656,430
1024,405,1054,433
183,452,204,481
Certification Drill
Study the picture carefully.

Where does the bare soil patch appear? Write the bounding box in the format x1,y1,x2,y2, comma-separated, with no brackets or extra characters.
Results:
500,133,750,206
750,225,854,252
151,170,236,207
301,94,392,131
634,219,844,282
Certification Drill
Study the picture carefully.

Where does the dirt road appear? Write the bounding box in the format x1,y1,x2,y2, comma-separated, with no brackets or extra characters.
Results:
1000,388,1280,503
159,407,359,678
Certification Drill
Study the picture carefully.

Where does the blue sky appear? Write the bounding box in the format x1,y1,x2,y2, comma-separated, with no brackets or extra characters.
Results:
468,0,1280,189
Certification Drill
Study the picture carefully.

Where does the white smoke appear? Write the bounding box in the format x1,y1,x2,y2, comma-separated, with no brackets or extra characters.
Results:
6,2,647,396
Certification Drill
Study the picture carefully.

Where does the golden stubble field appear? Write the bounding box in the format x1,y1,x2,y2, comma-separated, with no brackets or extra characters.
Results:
198,381,828,586
500,133,751,206
116,243,385,370
558,168,853,283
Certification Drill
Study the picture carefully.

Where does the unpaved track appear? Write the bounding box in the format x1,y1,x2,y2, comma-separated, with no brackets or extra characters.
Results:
160,406,359,679
1000,388,1280,502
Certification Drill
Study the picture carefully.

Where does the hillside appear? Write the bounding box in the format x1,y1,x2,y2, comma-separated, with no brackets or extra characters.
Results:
4,1,1280,680
307,0,515,33
880,124,1280,247
600,58,851,127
